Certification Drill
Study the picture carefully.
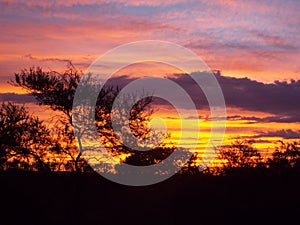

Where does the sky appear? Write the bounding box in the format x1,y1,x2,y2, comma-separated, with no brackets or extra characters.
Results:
1,0,300,153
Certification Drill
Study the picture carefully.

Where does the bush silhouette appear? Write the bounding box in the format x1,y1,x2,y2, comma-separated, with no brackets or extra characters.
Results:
0,102,58,171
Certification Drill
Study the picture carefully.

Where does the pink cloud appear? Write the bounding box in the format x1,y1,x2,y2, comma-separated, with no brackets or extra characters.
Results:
2,0,189,7
1,0,300,84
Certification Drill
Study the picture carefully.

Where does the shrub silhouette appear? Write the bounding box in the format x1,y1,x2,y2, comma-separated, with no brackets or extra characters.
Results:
268,140,300,174
0,102,58,171
213,139,263,175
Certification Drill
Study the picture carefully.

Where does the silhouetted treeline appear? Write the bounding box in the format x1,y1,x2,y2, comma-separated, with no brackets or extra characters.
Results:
1,169,300,225
1,64,300,177
1,64,171,172
206,139,300,176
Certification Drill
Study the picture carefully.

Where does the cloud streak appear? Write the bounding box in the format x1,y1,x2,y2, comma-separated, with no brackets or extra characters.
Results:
0,93,36,104
24,54,72,64
254,129,300,139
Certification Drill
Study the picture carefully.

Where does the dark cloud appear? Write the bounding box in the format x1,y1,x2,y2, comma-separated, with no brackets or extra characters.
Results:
104,72,300,121
215,73,300,115
3,72,300,123
253,129,300,139
228,115,300,123
184,115,204,120
250,139,274,145
0,93,36,104
24,54,72,64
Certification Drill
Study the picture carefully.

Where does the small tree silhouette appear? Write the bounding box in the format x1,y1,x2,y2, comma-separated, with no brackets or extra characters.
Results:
214,139,262,175
12,65,89,171
0,102,57,171
268,140,300,174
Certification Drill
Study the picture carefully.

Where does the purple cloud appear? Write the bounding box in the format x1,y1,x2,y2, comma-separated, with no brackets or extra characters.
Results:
254,129,300,139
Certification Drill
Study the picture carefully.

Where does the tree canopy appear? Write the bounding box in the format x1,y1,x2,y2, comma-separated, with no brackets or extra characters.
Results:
11,64,169,172
0,102,57,171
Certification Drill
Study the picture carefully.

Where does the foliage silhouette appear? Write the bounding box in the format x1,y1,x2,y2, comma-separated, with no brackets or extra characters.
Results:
268,140,300,174
12,64,171,171
0,102,57,171
7,64,300,176
12,65,93,171
212,139,263,175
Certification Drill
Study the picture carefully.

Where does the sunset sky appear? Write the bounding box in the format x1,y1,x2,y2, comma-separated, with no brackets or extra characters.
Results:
1,0,300,154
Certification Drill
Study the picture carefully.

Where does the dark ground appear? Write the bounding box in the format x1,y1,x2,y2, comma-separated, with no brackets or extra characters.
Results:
1,171,300,225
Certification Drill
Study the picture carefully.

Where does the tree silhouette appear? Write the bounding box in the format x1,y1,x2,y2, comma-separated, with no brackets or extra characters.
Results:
12,65,90,171
12,64,168,171
214,139,262,175
268,140,300,174
0,102,58,171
